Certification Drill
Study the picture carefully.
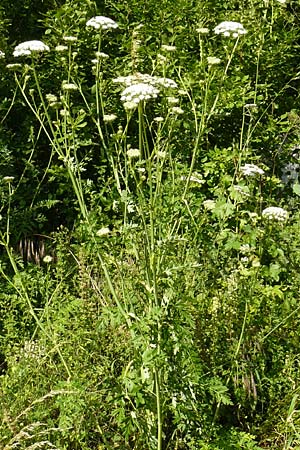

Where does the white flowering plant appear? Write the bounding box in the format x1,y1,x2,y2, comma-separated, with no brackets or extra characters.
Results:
1,1,300,450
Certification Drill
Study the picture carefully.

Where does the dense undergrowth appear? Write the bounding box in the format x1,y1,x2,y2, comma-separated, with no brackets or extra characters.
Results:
0,0,300,449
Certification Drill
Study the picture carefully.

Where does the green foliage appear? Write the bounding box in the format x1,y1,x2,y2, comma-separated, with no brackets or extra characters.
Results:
0,0,300,449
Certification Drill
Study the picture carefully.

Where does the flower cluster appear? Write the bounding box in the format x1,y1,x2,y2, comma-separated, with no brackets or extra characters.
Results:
63,36,77,43
161,45,176,52
214,21,247,38
46,93,59,106
170,106,184,115
55,45,68,52
13,40,50,57
196,27,210,34
262,207,288,222
96,227,111,237
240,164,264,176
103,114,117,123
127,148,141,158
207,56,221,65
120,83,159,104
114,73,177,89
62,81,78,91
6,63,22,71
86,16,118,30
203,199,216,210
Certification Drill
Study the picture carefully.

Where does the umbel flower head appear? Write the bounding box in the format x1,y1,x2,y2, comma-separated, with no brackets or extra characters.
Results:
86,16,118,30
262,206,288,222
121,83,159,104
214,21,247,38
13,40,50,57
114,73,177,89
62,81,78,91
240,164,264,176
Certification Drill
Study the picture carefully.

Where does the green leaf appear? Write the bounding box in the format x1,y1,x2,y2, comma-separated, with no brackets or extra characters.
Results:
292,183,300,196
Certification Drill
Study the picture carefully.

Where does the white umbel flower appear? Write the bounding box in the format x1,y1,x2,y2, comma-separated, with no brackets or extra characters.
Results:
161,45,176,52
63,36,77,43
121,83,159,104
13,40,50,57
240,164,264,176
6,63,22,71
127,148,141,158
55,45,68,52
214,21,247,38
86,16,118,30
262,207,288,222
0,50,5,59
114,73,177,89
96,227,111,236
207,56,221,65
62,81,78,91
170,106,184,115
103,114,117,123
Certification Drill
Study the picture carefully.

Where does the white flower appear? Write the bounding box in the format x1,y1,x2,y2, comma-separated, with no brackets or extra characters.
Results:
3,176,15,183
281,162,299,184
240,164,264,176
207,56,221,65
121,83,159,104
46,93,58,103
203,199,216,210
86,16,118,30
114,73,177,89
43,255,53,263
123,101,138,111
103,114,117,123
262,207,288,222
96,227,111,236
181,174,204,185
55,44,68,52
95,51,109,59
62,81,78,91
127,202,135,213
60,109,69,117
157,54,167,63
13,40,50,57
127,148,141,158
154,116,164,122
0,50,5,59
6,63,22,71
196,27,210,34
63,36,77,43
233,184,250,197
167,96,179,104
155,77,177,89
161,45,176,52
240,244,251,254
214,21,247,38
189,175,203,184
170,106,184,115
244,103,257,109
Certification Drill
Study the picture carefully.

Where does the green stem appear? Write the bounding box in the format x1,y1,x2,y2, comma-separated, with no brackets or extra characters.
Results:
154,367,162,450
